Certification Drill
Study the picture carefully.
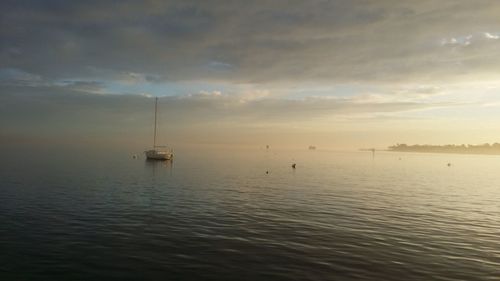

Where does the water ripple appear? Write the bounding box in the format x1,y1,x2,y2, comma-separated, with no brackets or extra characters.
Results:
1,148,499,280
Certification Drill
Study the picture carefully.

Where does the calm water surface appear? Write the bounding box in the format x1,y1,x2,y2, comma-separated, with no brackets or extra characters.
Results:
1,145,499,280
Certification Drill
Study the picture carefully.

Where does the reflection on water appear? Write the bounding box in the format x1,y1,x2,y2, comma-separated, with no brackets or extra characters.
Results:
1,146,499,280
144,158,174,176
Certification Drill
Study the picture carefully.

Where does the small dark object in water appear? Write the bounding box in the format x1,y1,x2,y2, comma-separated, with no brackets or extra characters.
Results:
266,171,269,174
132,154,137,159
447,163,451,167
292,163,296,169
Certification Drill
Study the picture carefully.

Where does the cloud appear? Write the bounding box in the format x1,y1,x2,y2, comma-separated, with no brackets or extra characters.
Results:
3,1,500,148
0,68,42,85
484,32,500,40
440,31,500,47
0,83,458,139
2,1,500,85
440,35,472,46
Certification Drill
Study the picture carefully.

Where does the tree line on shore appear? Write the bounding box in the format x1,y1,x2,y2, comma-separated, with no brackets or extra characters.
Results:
388,143,500,154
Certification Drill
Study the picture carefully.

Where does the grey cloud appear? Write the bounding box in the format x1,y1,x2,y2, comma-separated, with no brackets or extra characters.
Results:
0,68,42,85
0,83,456,141
2,0,500,84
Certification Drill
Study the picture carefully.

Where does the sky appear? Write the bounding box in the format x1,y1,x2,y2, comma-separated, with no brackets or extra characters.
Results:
2,0,500,149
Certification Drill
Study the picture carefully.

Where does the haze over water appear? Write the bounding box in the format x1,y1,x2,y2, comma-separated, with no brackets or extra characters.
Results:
1,144,499,280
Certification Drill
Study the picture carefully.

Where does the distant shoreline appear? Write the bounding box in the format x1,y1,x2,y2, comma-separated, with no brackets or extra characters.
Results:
388,143,500,156
388,150,500,156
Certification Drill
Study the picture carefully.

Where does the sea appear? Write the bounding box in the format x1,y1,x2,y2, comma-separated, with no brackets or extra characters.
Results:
1,144,499,280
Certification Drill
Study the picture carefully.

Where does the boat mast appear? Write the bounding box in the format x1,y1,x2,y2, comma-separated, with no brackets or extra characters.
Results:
153,97,158,148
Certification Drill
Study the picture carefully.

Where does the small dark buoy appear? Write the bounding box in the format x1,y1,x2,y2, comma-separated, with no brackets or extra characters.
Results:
132,154,137,159
292,163,296,169
447,163,451,167
266,171,269,174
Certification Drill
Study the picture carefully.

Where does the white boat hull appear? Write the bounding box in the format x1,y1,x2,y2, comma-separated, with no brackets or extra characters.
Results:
145,149,173,160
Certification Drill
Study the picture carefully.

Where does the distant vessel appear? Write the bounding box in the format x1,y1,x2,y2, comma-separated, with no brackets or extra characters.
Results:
308,145,316,150
145,97,173,160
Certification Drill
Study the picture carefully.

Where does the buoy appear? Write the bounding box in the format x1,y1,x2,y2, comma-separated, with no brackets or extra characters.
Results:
266,171,269,174
447,163,451,167
292,163,296,169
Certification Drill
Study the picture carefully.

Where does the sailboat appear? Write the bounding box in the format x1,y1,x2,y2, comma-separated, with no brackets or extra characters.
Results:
145,97,173,160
